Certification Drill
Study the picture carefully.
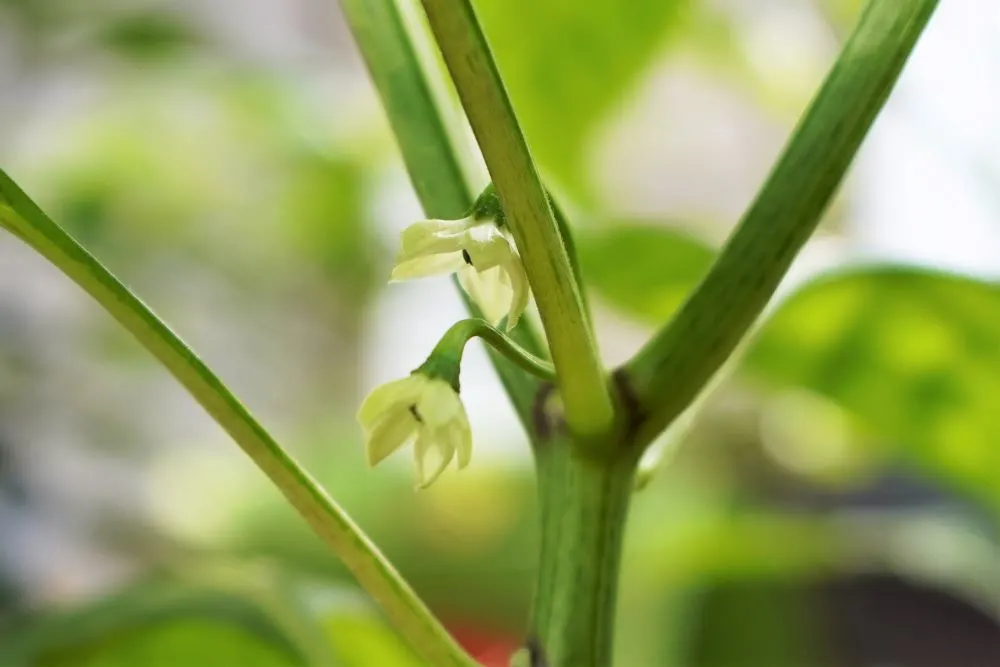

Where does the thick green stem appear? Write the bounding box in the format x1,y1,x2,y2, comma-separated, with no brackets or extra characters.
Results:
530,442,639,667
417,0,616,442
622,0,939,448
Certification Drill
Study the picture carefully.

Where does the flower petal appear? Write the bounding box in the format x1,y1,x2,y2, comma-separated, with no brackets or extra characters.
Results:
357,375,425,430
502,252,530,330
416,378,464,427
397,218,474,260
448,414,473,469
458,265,511,326
365,410,418,467
463,224,511,271
402,217,472,240
413,431,455,489
390,251,467,281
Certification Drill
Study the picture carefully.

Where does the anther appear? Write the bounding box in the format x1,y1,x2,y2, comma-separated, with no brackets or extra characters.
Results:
408,404,423,423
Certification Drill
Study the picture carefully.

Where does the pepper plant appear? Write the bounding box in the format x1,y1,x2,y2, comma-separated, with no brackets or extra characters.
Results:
0,1,939,665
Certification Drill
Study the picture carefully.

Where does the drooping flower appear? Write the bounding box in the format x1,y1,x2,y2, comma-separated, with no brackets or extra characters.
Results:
357,372,472,489
389,193,529,329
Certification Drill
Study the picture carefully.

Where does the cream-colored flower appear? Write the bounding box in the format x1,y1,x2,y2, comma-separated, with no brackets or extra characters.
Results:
357,373,472,488
389,216,529,329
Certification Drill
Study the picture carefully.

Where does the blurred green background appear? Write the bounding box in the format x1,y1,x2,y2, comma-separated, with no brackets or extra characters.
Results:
1,1,999,665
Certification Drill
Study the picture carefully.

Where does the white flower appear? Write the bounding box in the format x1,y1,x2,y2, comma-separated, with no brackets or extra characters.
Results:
357,373,472,488
389,216,529,329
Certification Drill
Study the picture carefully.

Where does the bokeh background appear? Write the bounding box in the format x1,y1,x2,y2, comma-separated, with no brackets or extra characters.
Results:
1,0,999,665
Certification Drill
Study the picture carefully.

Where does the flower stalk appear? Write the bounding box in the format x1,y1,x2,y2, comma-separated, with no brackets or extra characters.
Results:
424,317,555,383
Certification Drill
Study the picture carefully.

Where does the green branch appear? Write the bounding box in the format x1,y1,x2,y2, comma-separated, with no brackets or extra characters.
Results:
0,170,478,667
417,0,615,442
530,441,638,666
623,0,939,446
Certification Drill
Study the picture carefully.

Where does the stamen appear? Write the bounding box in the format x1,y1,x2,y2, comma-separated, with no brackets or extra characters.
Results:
408,404,423,423
461,249,474,266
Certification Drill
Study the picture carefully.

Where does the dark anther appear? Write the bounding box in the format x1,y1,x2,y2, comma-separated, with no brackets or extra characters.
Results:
461,249,474,266
408,404,423,423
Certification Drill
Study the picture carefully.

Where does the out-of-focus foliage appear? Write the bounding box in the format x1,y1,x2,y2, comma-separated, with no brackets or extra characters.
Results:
577,224,713,322
749,267,1000,505
1,568,429,667
0,1,199,62
474,0,691,192
324,613,425,667
39,75,373,296
94,11,201,61
148,441,539,631
1,578,311,666
583,226,1000,506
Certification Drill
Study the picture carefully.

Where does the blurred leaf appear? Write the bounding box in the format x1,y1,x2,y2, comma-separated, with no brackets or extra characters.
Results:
823,0,867,32
205,450,538,631
0,0,70,38
36,622,299,667
747,267,1000,502
688,579,823,667
473,0,691,191
577,224,714,321
283,153,373,302
35,74,377,298
323,610,425,667
583,227,1000,500
0,1,199,62
0,580,313,667
97,12,201,61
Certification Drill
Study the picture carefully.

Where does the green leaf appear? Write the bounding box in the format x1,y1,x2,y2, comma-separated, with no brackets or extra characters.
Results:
472,0,691,191
324,609,426,667
747,266,1000,502
577,224,714,322
1,581,311,667
97,12,201,60
580,223,999,500
688,579,820,666
38,623,297,667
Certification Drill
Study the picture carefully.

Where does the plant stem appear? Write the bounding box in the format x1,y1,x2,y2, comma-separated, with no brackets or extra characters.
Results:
338,0,546,438
623,0,938,447
339,3,635,666
417,0,616,443
531,441,639,667
0,176,478,667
